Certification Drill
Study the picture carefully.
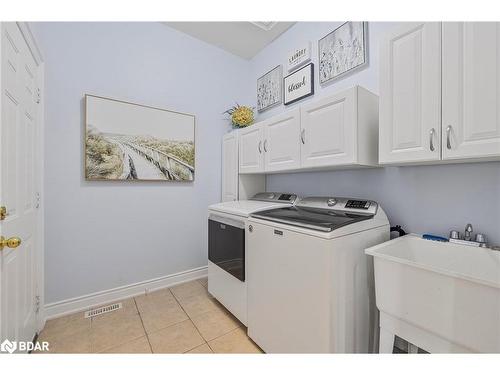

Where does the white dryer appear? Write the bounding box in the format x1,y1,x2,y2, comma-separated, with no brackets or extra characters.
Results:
208,192,297,326
247,196,390,353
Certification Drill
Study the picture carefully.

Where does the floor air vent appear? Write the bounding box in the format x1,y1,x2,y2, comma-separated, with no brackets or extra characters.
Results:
84,302,122,319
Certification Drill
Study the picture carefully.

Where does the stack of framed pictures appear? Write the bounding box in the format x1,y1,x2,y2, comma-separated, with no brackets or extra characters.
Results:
255,22,368,112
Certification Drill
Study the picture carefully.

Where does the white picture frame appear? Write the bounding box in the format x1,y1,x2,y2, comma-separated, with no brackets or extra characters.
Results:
257,65,283,112
284,63,314,105
318,21,368,85
287,41,312,72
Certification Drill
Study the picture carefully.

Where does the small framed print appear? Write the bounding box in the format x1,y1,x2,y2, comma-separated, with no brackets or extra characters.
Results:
284,63,314,106
257,65,283,112
287,42,312,72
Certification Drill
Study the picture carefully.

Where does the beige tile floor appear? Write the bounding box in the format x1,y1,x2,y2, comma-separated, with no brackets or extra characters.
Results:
35,277,262,354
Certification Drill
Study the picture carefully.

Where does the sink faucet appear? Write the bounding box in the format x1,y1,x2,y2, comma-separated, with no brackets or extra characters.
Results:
464,223,473,241
449,223,488,248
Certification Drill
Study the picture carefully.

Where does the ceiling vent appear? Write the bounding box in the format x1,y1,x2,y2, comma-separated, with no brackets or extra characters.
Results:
251,22,278,31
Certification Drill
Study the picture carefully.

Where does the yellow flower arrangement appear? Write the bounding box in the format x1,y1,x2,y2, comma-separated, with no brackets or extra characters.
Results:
224,104,254,128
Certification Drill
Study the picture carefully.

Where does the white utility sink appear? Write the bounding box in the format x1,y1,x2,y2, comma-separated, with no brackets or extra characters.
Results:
365,234,500,353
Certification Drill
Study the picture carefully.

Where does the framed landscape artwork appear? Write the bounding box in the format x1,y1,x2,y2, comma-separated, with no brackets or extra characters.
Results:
319,21,367,84
257,65,283,112
85,95,195,181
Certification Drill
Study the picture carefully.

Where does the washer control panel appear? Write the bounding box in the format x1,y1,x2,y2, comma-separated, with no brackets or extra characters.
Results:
296,196,378,216
345,200,371,209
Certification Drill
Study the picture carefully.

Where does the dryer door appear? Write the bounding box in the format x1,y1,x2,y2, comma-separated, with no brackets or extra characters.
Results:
208,217,245,281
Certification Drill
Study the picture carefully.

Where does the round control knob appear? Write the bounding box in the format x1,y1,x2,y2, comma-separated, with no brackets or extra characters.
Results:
267,193,275,199
327,198,336,207
449,230,460,240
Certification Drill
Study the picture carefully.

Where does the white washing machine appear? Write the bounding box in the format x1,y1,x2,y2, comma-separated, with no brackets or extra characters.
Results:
207,192,297,326
247,196,390,353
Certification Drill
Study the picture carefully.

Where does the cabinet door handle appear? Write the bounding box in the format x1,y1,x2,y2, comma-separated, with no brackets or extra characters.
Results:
258,140,262,153
263,139,268,152
300,129,305,144
446,125,452,150
429,128,435,151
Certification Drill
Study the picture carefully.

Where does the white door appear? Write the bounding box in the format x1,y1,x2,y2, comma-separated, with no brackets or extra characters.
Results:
263,108,300,172
442,22,500,160
300,88,357,168
221,132,238,202
1,22,41,349
238,123,264,174
379,22,442,164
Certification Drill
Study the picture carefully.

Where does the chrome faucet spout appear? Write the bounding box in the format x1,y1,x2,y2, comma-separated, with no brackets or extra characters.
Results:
464,223,473,241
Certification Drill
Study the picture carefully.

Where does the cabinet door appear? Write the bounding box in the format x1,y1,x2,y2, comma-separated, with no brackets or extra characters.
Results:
221,132,238,202
300,88,357,168
442,22,500,160
239,124,264,173
379,22,441,164
263,108,301,172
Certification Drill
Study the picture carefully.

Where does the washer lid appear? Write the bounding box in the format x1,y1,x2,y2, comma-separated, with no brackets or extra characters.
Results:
209,200,295,218
250,206,373,232
209,192,297,217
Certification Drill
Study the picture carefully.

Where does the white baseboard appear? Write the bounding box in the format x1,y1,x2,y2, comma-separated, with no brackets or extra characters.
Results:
43,266,208,321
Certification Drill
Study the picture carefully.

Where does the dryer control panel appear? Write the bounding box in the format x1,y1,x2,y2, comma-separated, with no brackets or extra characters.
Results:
251,192,298,204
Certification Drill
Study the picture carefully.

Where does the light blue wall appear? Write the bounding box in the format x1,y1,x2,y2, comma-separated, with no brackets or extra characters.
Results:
31,21,500,304
31,22,252,304
250,22,500,244
266,164,500,244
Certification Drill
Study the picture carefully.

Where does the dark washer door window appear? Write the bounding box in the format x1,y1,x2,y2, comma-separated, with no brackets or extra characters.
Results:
208,219,245,281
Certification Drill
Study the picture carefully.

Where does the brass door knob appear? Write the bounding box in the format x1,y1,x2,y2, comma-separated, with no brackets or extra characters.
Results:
0,236,21,250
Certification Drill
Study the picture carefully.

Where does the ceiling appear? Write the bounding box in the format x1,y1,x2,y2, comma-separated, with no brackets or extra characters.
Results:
164,22,295,60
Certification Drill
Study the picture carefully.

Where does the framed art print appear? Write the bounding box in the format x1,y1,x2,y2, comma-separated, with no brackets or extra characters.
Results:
257,65,283,112
85,95,195,181
284,63,314,105
318,21,367,84
287,42,312,72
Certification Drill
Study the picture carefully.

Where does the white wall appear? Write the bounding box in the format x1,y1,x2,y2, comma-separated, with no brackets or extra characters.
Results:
30,22,252,304
250,22,500,244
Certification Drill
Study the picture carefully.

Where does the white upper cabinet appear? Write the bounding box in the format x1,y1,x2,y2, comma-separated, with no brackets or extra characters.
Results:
263,108,301,172
221,132,238,202
300,89,357,167
442,22,500,161
379,22,442,164
239,108,300,174
238,86,379,174
300,86,379,169
239,123,264,173
380,22,500,165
